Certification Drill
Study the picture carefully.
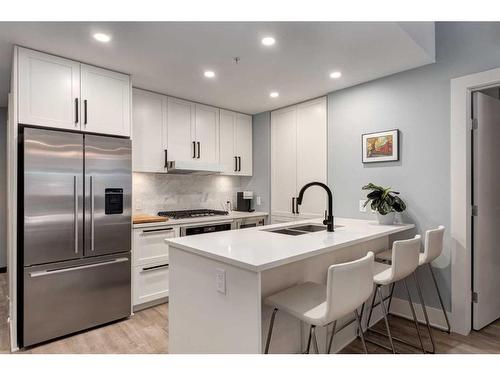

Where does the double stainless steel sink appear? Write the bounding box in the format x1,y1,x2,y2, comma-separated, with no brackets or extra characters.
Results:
264,223,342,236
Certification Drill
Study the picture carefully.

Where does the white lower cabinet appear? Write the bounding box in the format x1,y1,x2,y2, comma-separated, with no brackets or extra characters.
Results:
133,264,170,307
132,226,179,309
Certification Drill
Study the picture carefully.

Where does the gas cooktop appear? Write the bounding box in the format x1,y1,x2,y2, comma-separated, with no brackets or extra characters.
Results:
157,209,229,220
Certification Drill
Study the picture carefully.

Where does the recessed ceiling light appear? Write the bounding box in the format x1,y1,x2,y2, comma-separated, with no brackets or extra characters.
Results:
93,33,111,43
261,37,276,46
330,71,342,79
204,71,215,78
270,92,279,98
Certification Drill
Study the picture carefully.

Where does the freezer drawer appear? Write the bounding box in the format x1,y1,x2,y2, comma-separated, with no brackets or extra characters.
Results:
133,226,178,266
23,253,131,347
133,263,169,307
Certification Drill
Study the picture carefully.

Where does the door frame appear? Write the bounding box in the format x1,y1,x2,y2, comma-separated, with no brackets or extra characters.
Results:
450,66,500,335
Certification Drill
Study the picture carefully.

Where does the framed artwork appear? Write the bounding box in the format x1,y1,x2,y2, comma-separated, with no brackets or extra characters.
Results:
362,129,399,163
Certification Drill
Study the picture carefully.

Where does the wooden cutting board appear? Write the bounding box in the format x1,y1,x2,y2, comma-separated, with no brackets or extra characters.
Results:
133,214,168,224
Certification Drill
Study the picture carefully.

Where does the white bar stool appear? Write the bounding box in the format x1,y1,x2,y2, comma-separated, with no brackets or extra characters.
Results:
361,235,424,354
264,252,375,354
376,226,449,353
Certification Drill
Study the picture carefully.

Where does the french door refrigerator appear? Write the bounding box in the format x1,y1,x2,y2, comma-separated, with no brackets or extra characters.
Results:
20,127,132,347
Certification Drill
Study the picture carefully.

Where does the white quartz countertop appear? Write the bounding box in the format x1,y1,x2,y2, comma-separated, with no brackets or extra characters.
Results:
133,211,268,228
166,217,415,272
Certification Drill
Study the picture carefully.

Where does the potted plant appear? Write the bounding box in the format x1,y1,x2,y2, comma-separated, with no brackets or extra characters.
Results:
362,183,406,225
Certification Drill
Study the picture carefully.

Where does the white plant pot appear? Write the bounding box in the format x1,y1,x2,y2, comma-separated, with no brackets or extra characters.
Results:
377,212,395,225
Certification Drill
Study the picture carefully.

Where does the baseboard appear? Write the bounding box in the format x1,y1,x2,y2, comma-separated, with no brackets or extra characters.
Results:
133,297,168,312
389,297,452,331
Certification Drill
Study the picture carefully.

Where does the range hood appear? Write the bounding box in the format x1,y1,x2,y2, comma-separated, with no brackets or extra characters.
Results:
165,160,225,175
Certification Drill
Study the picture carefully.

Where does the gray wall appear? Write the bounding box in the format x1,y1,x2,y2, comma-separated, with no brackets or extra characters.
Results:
250,22,500,311
0,107,6,269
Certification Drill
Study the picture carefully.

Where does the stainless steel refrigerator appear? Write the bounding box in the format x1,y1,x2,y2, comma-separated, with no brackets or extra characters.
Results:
20,127,132,347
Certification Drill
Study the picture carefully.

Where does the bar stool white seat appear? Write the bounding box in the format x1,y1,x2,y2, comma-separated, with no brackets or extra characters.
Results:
361,235,425,354
375,226,449,353
264,252,374,354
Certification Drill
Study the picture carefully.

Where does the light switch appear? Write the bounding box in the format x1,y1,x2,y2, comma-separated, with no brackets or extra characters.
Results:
215,268,226,294
256,196,261,206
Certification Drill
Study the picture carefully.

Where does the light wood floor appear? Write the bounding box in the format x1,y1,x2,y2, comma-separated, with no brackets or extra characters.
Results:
1,273,499,354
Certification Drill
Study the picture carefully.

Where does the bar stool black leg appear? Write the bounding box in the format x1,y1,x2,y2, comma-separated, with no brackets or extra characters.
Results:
403,279,426,353
355,309,368,354
327,320,337,354
264,308,278,354
413,272,436,353
377,285,396,353
428,264,451,333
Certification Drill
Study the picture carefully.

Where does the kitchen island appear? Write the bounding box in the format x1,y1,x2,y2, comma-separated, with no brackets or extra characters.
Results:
166,217,414,353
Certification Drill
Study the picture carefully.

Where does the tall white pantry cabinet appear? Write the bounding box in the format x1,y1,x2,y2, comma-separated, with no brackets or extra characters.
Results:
271,97,327,223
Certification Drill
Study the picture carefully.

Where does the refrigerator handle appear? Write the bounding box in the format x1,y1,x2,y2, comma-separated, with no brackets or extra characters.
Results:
74,175,78,254
29,257,129,278
90,175,95,252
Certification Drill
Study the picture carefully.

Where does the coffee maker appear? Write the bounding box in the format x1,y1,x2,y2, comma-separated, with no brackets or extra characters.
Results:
236,191,255,212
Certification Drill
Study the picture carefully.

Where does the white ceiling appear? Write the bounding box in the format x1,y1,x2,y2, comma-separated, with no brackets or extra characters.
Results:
0,22,435,114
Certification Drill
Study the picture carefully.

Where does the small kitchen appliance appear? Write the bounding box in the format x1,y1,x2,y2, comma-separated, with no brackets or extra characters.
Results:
236,191,255,212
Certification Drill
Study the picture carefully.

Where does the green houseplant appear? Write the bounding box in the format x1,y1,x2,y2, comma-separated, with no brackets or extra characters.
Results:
362,183,406,224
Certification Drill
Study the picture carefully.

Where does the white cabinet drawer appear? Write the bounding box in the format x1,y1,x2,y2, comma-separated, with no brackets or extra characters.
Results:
133,263,169,306
133,226,179,266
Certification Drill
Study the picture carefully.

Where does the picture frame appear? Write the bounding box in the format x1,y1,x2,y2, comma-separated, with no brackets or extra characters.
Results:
361,129,399,163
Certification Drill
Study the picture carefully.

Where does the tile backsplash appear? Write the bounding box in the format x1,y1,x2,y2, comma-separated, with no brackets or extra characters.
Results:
133,173,249,214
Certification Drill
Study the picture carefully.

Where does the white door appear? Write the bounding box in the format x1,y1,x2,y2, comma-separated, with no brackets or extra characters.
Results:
235,113,253,176
166,97,195,161
219,109,236,174
80,64,131,137
18,47,80,130
132,89,165,172
296,97,327,217
195,104,219,163
472,91,500,330
271,106,297,218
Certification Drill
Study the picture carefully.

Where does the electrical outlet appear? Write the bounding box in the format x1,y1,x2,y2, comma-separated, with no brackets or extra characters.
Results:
135,199,143,211
359,200,367,213
256,196,261,206
215,268,226,294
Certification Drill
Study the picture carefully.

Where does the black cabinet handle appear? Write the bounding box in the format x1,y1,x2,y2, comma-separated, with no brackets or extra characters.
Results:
75,98,79,124
292,197,296,214
164,149,168,168
84,99,88,125
192,141,196,158
197,142,201,159
142,264,169,272
234,156,238,172
238,156,241,171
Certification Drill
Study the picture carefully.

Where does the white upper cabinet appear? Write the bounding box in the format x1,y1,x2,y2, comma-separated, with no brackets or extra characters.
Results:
17,47,131,137
166,97,195,161
194,104,219,163
219,109,237,174
219,110,253,176
132,89,165,172
235,113,252,176
18,47,80,130
271,97,327,219
80,64,131,137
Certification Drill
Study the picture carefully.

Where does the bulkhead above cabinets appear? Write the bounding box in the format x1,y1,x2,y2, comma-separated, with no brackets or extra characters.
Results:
132,88,253,176
17,47,131,137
